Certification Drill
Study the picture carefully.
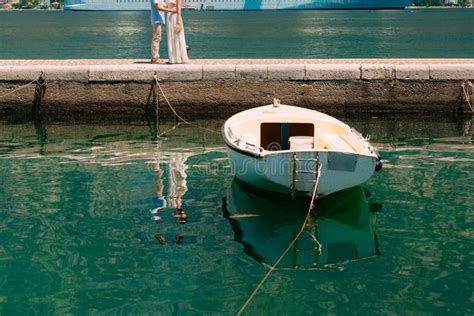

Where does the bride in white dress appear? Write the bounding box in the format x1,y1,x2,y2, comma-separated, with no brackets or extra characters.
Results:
166,0,189,64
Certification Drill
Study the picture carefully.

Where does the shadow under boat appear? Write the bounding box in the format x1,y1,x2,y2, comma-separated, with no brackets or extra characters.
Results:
222,179,381,268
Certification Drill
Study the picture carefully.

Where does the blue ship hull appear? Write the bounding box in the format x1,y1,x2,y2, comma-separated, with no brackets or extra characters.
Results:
65,0,412,11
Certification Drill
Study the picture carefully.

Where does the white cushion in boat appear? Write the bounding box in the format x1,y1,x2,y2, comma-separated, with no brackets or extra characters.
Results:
289,136,314,150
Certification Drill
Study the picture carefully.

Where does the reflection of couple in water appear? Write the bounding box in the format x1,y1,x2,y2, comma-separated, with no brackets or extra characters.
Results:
150,0,189,64
151,152,190,245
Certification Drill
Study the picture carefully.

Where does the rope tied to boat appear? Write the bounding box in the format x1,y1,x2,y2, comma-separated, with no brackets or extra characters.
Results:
151,74,220,135
237,159,323,316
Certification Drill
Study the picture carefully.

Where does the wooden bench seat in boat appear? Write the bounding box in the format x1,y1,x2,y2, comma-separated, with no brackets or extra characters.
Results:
317,134,356,153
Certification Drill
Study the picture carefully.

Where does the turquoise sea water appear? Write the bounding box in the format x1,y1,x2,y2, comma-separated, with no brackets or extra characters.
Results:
0,115,472,314
0,9,473,59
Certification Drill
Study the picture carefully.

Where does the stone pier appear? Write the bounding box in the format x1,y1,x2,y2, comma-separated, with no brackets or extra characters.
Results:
0,59,473,119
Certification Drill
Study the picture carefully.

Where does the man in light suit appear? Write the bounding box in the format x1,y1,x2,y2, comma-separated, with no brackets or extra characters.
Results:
150,0,176,64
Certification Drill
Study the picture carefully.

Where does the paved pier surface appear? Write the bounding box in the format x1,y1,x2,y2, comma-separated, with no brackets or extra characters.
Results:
1,59,473,65
1,59,473,119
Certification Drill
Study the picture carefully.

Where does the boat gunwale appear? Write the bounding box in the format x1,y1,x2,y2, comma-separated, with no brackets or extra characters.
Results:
260,148,377,159
222,123,378,160
221,123,264,159
224,140,378,160
225,104,347,127
222,104,378,160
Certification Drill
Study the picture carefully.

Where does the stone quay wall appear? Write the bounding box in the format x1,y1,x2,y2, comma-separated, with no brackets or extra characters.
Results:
0,59,473,119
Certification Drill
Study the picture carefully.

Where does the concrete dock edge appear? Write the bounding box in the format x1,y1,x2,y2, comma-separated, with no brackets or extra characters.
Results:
1,59,473,118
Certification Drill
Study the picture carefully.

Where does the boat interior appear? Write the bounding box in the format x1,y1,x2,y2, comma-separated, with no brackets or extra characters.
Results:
227,120,373,155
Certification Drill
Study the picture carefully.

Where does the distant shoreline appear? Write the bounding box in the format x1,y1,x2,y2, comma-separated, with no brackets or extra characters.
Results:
1,7,473,11
0,9,63,11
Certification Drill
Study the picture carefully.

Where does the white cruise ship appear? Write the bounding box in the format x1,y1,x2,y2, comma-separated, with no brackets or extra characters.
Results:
64,0,413,11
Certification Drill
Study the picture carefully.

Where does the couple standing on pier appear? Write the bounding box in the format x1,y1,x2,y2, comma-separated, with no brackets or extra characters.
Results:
150,0,189,64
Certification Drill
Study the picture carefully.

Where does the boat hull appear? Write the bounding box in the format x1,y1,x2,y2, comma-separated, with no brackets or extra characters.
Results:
227,146,376,197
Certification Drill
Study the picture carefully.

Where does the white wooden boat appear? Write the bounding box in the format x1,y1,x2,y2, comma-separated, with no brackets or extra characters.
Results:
222,100,382,197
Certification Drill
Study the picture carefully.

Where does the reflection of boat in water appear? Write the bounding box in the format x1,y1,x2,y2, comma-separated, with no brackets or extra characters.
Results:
223,179,380,268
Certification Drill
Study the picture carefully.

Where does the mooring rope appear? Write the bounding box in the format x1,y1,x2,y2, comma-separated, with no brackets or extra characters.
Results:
0,79,37,99
152,74,220,135
461,80,473,112
32,73,47,117
157,121,182,138
237,161,323,316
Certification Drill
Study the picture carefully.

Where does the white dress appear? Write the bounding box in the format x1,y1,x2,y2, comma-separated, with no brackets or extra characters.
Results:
166,0,189,64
